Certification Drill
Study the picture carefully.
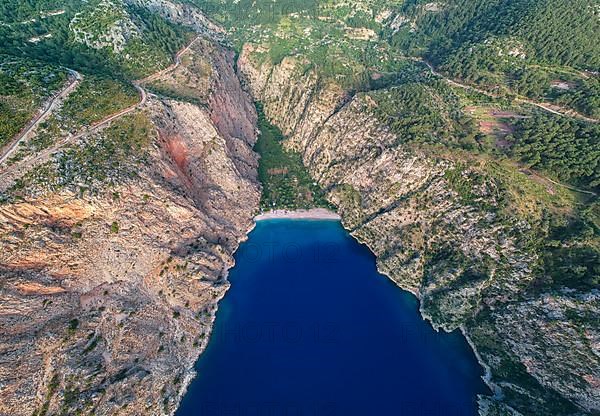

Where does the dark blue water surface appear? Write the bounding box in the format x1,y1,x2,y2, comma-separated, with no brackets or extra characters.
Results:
177,220,489,416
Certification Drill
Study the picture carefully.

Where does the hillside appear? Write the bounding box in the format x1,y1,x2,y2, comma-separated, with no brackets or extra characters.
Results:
0,1,261,415
1,1,599,415
0,0,194,77
389,0,600,118
206,1,600,414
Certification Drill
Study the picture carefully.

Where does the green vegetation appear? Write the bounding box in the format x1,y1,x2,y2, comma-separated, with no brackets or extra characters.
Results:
509,114,600,190
0,0,188,164
33,373,60,416
533,203,600,291
395,0,599,70
368,77,600,193
390,0,600,117
370,80,479,149
193,0,598,116
0,55,67,146
193,0,598,192
67,318,79,334
5,74,140,162
254,104,331,210
59,76,138,127
0,0,192,79
6,112,153,201
192,0,406,89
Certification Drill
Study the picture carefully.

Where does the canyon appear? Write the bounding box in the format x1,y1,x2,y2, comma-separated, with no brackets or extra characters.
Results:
0,1,599,415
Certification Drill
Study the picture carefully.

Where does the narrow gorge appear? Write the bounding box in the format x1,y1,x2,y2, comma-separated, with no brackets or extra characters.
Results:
1,1,599,415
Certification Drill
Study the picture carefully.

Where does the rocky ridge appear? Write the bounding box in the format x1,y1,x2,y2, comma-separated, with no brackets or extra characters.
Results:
0,35,260,416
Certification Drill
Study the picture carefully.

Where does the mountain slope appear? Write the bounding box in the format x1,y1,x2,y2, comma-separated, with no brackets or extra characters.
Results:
238,41,600,416
388,0,600,118
220,2,600,414
0,2,262,415
1,1,599,415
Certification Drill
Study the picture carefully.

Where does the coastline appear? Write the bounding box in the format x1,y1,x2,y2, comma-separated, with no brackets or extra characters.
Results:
254,208,341,221
174,217,257,415
348,224,497,400
176,210,496,415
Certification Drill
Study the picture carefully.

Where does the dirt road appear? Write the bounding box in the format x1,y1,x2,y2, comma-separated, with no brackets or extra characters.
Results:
0,70,82,164
138,35,200,84
417,59,599,124
0,36,197,188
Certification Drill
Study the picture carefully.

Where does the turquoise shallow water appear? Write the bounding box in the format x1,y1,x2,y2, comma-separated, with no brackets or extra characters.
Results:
177,219,490,416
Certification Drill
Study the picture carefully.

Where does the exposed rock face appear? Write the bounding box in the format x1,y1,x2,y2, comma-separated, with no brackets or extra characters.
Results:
70,0,141,53
238,44,600,415
126,0,225,39
0,39,259,415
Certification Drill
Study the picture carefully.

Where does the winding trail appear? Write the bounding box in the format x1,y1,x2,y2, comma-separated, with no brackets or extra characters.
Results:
139,35,200,85
406,58,598,197
69,83,147,143
416,59,599,124
0,35,198,167
0,69,82,164
0,36,199,188
520,169,597,197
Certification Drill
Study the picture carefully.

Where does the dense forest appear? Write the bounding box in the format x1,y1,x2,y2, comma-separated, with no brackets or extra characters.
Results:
0,0,190,78
393,0,599,70
389,0,600,117
510,114,600,189
370,80,480,149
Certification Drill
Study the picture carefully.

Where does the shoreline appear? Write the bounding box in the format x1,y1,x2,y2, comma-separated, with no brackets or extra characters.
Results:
254,208,341,221
349,225,497,400
177,210,496,415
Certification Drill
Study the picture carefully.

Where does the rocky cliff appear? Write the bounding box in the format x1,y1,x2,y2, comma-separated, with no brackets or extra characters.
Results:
238,44,600,416
0,39,260,415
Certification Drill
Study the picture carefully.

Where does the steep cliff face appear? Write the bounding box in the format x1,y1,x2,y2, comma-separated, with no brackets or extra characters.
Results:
238,45,600,415
0,40,259,415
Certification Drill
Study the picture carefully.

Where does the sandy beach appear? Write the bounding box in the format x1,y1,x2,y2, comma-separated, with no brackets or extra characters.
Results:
254,208,341,221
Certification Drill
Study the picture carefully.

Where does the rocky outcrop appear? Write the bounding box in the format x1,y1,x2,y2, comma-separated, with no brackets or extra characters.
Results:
126,0,225,40
0,39,259,415
238,44,600,415
70,0,140,53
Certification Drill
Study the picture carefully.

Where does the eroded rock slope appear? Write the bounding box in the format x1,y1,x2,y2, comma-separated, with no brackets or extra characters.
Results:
0,39,260,416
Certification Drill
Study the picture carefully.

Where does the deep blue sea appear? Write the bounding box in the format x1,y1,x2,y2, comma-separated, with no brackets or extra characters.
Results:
177,220,489,416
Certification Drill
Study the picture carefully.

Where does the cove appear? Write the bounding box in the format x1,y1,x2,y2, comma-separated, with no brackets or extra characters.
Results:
177,219,490,416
